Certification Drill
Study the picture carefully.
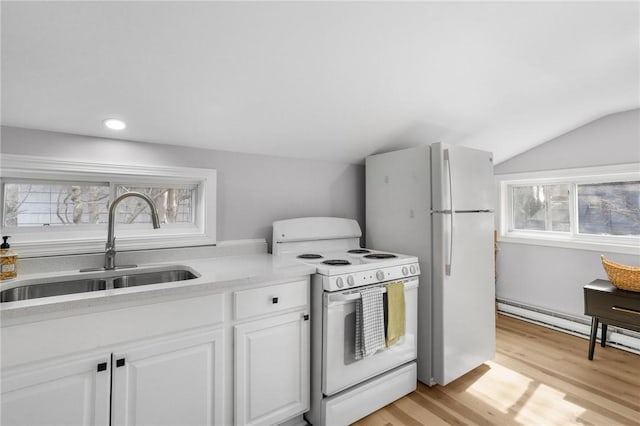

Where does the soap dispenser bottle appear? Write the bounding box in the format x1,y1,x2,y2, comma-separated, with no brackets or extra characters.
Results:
0,236,17,281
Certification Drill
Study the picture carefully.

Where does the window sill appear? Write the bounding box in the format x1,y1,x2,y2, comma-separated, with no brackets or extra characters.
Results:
498,233,640,255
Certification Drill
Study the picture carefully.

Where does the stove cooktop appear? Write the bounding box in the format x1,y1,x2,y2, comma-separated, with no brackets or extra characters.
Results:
289,247,419,291
292,249,407,267
271,218,419,291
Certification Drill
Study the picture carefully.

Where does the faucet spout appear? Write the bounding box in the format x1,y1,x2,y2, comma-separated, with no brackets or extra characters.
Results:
105,192,161,270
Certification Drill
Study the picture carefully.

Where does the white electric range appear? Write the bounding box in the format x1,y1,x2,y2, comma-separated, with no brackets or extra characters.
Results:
272,217,420,426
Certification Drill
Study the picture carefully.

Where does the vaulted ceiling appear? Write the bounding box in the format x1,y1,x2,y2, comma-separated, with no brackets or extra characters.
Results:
2,1,638,164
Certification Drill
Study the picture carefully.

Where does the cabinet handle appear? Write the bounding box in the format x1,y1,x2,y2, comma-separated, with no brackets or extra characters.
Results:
97,362,108,372
116,358,126,368
303,314,310,321
612,306,640,316
272,297,279,304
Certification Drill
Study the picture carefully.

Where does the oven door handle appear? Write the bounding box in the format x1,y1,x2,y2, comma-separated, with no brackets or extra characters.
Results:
327,279,419,303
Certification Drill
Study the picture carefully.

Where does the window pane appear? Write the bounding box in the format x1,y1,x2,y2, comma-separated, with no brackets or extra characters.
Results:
577,181,640,236
512,184,570,232
548,185,570,232
116,186,195,224
3,182,110,227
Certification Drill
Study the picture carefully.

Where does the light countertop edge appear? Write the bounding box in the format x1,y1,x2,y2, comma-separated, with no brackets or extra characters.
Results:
1,253,316,327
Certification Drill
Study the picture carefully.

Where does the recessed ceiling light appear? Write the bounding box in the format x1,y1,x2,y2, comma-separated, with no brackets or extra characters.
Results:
103,118,126,130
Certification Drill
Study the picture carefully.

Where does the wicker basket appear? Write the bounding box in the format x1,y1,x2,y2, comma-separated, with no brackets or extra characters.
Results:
601,255,640,292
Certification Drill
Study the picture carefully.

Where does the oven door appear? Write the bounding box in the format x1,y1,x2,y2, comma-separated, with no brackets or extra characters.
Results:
322,277,418,396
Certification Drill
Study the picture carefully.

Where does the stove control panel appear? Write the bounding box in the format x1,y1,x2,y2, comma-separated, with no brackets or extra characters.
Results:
323,262,421,292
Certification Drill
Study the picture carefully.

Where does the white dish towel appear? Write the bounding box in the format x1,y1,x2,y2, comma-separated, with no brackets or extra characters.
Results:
355,286,386,360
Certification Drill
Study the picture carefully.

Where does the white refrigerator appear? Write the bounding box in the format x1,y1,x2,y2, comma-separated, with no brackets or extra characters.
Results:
365,143,495,386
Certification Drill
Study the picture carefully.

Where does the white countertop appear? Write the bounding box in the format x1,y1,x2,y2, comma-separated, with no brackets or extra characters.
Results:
0,253,316,326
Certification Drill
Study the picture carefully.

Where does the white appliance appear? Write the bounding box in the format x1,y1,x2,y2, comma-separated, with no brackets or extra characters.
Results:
272,217,420,426
366,143,496,386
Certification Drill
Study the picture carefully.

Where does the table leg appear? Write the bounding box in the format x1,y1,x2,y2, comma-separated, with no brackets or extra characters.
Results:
588,316,598,360
601,323,607,347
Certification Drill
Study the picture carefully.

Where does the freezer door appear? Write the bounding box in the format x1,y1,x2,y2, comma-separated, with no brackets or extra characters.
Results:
365,146,431,255
431,143,495,212
432,211,495,385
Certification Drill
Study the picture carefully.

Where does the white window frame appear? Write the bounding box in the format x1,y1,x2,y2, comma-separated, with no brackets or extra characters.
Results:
0,154,216,257
496,163,640,255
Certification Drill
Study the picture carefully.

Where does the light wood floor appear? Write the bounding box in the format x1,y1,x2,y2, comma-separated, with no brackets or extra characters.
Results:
353,314,640,426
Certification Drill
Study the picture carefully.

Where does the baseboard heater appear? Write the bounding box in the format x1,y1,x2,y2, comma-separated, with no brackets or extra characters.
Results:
497,299,640,355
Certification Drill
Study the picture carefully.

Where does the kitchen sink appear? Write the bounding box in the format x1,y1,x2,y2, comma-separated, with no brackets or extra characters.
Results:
0,278,107,303
0,267,199,303
112,269,198,288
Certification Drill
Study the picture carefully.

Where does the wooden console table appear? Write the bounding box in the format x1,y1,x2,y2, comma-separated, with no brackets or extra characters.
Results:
584,279,640,360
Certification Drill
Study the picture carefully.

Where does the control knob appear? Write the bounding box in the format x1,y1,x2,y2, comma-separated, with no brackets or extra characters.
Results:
402,266,408,276
376,270,385,281
336,277,344,288
347,275,355,286
409,265,416,275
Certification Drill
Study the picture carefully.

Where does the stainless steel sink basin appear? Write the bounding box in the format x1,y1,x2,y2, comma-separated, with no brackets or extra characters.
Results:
112,269,198,288
0,267,199,303
1,279,107,303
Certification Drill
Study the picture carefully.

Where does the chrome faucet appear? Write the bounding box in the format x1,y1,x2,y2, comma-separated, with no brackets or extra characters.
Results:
104,192,160,270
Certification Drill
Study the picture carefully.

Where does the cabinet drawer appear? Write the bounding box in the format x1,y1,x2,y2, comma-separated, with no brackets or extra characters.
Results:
234,280,308,320
585,291,640,329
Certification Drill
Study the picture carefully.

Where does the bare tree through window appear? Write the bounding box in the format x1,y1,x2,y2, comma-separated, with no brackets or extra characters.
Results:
2,182,195,227
116,186,194,224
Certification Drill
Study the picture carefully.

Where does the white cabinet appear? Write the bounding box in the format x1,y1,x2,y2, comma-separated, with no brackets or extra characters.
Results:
235,312,309,426
1,326,224,426
233,280,310,426
1,275,311,426
112,327,225,426
1,352,111,426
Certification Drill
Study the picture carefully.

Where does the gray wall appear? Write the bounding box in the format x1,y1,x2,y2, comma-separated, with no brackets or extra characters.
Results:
494,109,640,318
0,126,364,248
495,109,640,173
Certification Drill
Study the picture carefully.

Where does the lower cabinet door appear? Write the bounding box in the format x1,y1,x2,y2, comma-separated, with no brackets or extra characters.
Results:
111,326,225,426
1,352,111,426
234,311,310,426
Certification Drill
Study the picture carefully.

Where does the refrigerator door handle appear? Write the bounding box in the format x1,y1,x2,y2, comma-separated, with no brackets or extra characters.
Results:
446,211,454,276
444,149,454,276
